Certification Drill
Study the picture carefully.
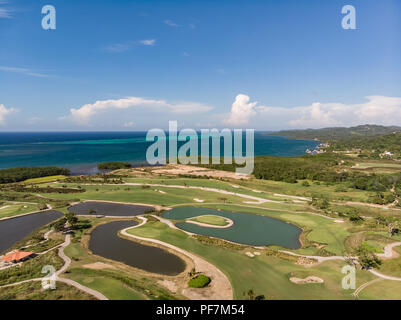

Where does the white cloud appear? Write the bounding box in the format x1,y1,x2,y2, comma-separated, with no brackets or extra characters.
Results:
27,117,43,125
224,94,401,129
0,104,15,125
0,66,51,78
66,96,213,125
0,2,11,19
0,8,10,18
104,39,157,52
164,19,179,27
139,39,156,46
224,94,257,125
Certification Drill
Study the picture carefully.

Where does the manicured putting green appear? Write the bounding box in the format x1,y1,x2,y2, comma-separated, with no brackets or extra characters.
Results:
189,215,229,226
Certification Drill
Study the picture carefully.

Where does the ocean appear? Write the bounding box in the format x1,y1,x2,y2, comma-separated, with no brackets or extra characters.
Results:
0,132,319,175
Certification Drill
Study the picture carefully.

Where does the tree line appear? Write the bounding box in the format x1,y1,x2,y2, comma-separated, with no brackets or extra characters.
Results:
0,166,70,184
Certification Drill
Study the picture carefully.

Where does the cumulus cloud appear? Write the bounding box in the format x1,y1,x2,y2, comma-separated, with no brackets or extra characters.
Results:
224,94,258,125
224,94,401,129
0,104,15,125
65,96,213,125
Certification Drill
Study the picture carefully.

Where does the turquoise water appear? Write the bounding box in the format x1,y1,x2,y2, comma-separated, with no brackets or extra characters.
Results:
162,207,302,249
0,132,319,174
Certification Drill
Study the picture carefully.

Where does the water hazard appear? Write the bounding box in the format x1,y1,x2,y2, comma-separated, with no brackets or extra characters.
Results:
89,220,186,275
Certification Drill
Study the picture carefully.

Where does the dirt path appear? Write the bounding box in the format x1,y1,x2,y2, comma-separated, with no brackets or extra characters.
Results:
122,182,276,205
368,269,401,281
279,250,348,263
377,242,401,259
55,234,108,300
121,217,233,300
280,242,401,264
0,234,108,300
281,242,401,285
345,201,401,211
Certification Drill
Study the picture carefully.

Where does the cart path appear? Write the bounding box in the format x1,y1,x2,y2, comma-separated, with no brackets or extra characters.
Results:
0,234,108,300
121,216,233,300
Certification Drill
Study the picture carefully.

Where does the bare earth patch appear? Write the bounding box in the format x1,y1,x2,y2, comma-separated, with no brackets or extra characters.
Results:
157,279,178,293
295,257,318,266
83,262,116,270
289,276,324,284
147,164,250,180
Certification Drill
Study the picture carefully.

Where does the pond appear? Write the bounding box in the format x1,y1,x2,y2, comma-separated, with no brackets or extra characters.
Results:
89,220,186,275
162,207,302,249
0,210,64,254
68,201,153,217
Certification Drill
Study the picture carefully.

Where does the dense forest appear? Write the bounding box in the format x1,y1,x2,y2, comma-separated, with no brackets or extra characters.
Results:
252,154,401,192
267,124,401,142
199,153,401,193
328,132,401,156
97,162,132,170
0,166,70,184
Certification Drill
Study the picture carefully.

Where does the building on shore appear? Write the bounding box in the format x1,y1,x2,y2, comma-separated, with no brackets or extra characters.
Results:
1,251,35,263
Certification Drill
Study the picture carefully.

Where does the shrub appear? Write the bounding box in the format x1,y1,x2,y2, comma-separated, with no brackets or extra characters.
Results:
188,275,211,288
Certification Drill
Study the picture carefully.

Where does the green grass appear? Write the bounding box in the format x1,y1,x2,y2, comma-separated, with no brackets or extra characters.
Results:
23,175,68,184
0,203,38,219
71,276,145,300
377,246,401,277
127,221,375,299
358,279,401,300
189,215,229,226
234,178,376,203
38,183,256,207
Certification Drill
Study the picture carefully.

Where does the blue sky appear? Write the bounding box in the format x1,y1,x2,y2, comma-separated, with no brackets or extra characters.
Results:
0,0,400,130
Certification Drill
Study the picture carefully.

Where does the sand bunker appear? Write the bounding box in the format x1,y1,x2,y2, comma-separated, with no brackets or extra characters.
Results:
193,198,205,202
289,276,324,284
149,164,250,180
